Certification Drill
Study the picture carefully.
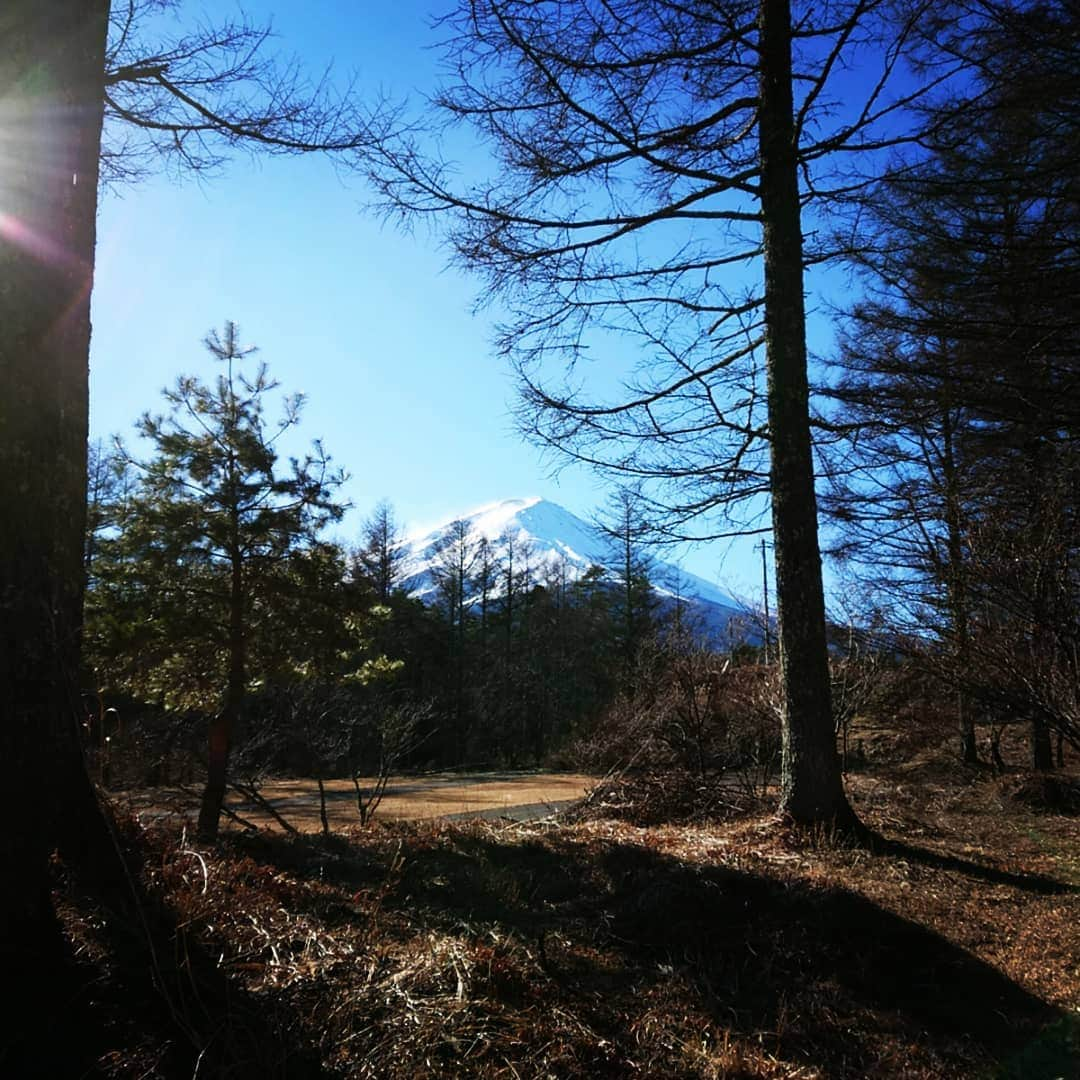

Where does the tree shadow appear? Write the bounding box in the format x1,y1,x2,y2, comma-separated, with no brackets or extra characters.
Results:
213,819,1071,1073
876,834,1076,895
340,829,1062,1073
227,826,388,890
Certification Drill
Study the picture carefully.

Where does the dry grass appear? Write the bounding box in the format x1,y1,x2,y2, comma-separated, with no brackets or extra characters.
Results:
30,764,1080,1078
125,771,596,832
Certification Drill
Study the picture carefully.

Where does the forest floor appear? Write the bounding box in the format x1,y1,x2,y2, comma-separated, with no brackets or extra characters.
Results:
14,759,1080,1078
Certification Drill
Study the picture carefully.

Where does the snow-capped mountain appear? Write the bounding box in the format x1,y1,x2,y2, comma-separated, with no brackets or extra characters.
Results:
401,496,754,643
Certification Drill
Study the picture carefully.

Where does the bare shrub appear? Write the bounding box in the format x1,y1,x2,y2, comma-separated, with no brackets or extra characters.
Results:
569,769,758,826
570,641,781,798
81,698,201,790
349,699,433,826
830,646,885,772
720,664,782,798
1000,772,1080,816
842,656,963,766
227,684,434,831
568,641,726,774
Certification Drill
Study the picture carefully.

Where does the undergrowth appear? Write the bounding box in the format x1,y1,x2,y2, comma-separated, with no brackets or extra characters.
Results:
23,768,1080,1078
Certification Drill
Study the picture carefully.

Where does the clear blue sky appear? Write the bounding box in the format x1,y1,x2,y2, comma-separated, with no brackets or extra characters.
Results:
88,0,859,604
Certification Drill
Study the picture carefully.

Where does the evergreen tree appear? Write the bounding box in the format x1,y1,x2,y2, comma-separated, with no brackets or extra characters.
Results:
598,491,661,673
88,323,346,839
352,499,409,603
826,0,1080,762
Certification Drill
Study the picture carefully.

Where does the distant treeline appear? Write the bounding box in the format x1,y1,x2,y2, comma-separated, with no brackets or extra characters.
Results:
81,348,685,801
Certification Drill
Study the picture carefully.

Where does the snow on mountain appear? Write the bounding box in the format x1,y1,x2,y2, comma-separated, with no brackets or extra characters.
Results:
401,497,754,642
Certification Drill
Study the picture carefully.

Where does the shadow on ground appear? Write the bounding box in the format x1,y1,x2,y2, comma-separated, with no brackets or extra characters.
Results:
230,823,1070,1076
879,834,1075,894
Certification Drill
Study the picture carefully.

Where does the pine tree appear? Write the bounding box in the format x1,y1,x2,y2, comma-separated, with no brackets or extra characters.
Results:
90,323,346,839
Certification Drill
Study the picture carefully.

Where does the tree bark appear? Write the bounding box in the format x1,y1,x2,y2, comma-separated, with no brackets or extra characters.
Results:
317,775,331,836
957,692,978,764
198,550,245,840
758,0,858,828
1,1,113,956
1031,716,1053,771
940,402,978,763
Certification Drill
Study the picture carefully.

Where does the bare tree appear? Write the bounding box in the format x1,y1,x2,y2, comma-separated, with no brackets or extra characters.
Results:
85,439,135,576
595,489,659,672
360,0,965,826
350,699,432,827
823,0,1080,766
474,535,498,651
101,0,376,184
431,519,483,746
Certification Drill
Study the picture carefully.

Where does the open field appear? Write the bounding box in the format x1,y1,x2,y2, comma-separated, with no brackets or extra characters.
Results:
124,771,598,831
25,763,1080,1078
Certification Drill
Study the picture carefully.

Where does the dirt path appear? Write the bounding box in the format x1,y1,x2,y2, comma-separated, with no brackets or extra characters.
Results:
129,772,596,833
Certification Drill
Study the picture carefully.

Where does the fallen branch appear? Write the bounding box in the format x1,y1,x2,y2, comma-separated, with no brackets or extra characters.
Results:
218,801,260,832
229,781,299,835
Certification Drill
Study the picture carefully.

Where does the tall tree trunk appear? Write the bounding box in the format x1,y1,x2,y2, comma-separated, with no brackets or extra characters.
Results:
1031,716,1053,771
504,556,516,763
316,774,331,836
758,0,858,828
941,402,978,763
1024,439,1056,776
0,5,121,1029
957,691,978,764
623,522,634,671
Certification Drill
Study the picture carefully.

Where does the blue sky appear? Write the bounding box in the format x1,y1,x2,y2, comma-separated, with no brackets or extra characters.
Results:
88,0,866,604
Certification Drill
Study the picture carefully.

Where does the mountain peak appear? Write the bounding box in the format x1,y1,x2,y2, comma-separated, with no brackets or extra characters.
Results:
406,496,544,546
400,496,750,639
464,496,545,539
